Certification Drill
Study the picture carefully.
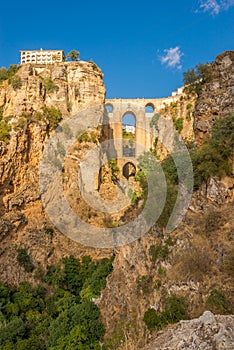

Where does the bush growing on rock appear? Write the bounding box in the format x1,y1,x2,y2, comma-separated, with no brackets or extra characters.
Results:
0,65,19,84
191,113,234,188
44,78,59,94
206,289,231,314
41,106,62,129
9,74,22,89
143,294,187,331
0,120,11,143
16,248,35,273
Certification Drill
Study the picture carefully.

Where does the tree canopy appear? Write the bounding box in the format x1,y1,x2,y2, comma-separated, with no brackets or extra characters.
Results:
0,255,114,349
66,50,80,61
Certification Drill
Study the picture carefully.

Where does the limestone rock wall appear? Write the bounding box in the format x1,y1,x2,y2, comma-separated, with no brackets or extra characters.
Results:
0,60,105,118
0,61,109,285
194,51,234,143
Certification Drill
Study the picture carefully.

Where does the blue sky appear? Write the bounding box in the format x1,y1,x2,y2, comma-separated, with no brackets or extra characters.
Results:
0,0,233,98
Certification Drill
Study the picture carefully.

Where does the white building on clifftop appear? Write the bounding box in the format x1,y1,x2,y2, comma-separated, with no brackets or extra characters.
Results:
20,49,64,65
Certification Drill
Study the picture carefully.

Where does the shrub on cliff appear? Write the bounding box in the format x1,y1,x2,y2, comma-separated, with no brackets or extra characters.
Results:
174,117,183,133
44,78,59,94
210,113,234,158
191,113,234,188
0,65,19,84
0,68,8,83
0,120,11,143
206,289,231,314
143,294,187,331
9,74,22,89
41,106,62,129
16,248,35,273
66,50,80,61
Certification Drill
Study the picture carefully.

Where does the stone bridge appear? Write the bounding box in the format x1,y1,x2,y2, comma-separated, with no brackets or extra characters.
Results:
105,88,183,176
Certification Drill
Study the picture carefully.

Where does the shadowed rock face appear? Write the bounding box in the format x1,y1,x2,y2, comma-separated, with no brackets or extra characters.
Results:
144,311,234,350
194,51,234,143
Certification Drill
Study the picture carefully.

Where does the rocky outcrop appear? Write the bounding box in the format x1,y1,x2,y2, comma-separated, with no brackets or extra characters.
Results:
0,60,105,118
194,51,234,143
144,311,234,350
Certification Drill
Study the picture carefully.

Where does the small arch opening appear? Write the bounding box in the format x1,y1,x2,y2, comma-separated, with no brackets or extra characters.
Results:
105,104,113,113
145,103,155,114
122,112,136,157
122,162,136,180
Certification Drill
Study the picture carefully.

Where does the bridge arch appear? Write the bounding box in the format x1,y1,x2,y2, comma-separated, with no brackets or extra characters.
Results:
145,103,155,114
122,112,136,157
122,162,137,179
105,103,114,113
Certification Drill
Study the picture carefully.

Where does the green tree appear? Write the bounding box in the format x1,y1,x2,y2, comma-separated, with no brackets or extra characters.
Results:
143,294,187,331
62,255,83,296
191,142,231,188
108,159,120,182
67,50,80,61
183,63,212,96
0,317,26,345
68,300,105,343
17,248,35,273
0,65,19,84
0,68,8,83
210,114,234,157
174,117,183,133
47,310,71,347
7,65,19,78
44,78,59,94
41,106,62,129
9,75,22,89
15,337,43,350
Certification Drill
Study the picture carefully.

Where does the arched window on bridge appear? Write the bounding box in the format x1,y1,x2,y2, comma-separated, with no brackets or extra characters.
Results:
122,112,136,157
145,103,155,115
105,104,113,114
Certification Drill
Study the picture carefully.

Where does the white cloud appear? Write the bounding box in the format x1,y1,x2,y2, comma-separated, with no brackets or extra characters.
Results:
198,0,234,15
159,46,183,70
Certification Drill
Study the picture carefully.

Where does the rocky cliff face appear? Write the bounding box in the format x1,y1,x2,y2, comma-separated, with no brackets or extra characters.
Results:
0,61,110,285
0,61,105,118
194,51,234,143
144,311,234,350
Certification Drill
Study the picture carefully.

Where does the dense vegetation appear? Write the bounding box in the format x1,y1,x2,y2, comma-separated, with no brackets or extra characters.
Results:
143,294,187,331
0,65,19,85
0,255,114,349
136,113,234,227
0,106,63,143
183,63,213,96
191,113,233,188
0,120,12,143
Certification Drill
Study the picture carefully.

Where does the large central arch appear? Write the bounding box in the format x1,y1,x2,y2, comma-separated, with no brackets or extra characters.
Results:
122,112,136,157
105,102,151,159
